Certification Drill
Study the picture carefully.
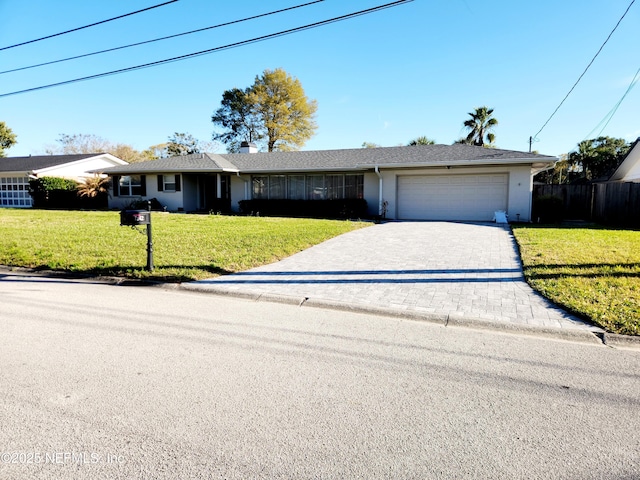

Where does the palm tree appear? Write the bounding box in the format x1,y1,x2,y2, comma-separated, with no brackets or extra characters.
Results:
463,106,498,147
77,175,110,198
407,136,436,146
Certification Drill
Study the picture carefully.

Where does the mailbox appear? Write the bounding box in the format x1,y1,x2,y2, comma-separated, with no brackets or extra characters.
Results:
120,209,150,226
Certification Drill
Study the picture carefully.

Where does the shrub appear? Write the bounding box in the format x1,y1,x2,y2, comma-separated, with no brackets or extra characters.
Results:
29,177,79,209
125,197,166,211
238,199,368,219
532,195,564,223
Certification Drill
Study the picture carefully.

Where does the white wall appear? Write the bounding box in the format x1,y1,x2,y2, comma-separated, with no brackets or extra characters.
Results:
230,175,249,212
362,172,380,217
108,174,186,212
108,165,536,221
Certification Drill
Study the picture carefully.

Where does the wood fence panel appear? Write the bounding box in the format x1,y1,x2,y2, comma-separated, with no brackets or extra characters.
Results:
534,182,640,226
533,185,592,220
594,183,640,227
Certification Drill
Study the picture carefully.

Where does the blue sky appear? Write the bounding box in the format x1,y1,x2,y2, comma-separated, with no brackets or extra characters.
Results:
1,0,638,158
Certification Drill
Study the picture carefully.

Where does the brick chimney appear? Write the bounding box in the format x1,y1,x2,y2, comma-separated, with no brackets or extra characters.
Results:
240,141,258,154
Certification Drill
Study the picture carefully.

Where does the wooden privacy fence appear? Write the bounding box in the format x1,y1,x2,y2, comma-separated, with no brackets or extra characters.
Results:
533,183,640,227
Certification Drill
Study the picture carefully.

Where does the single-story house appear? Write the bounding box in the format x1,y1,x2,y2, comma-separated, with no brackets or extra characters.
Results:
0,153,127,208
100,143,556,222
609,137,640,183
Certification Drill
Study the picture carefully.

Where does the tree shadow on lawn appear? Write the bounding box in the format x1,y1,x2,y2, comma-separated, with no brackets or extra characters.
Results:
525,263,640,280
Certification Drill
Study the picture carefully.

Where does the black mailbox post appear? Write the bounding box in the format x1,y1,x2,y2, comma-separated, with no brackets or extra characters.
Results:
120,204,154,271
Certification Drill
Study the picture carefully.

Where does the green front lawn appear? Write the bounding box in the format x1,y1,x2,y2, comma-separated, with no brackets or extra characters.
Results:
0,210,368,282
512,225,640,336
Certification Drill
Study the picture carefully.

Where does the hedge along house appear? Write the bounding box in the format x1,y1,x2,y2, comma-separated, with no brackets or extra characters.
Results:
101,143,556,222
0,153,127,208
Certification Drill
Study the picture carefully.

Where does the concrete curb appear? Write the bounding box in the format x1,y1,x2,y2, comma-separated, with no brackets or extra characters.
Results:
603,333,640,349
175,283,607,346
1,266,635,349
446,313,603,344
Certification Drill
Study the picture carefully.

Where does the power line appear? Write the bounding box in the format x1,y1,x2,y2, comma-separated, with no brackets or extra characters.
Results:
583,65,640,139
0,0,324,76
532,0,635,141
0,0,179,52
0,0,413,98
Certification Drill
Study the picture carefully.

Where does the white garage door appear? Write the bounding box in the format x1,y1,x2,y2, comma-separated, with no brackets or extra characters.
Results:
397,174,508,221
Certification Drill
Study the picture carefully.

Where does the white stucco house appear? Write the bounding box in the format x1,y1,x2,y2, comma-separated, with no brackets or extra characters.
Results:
100,143,556,222
0,153,127,208
609,137,640,183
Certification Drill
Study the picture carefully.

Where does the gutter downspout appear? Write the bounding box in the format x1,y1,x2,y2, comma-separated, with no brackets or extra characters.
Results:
374,166,383,216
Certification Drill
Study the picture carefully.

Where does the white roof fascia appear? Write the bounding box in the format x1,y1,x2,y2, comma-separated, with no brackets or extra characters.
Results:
34,153,127,175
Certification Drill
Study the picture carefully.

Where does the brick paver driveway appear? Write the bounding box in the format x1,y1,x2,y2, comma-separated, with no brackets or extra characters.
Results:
190,222,599,332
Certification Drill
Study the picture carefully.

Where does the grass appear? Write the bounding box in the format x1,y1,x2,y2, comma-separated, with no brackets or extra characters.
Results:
0,210,369,282
512,224,640,336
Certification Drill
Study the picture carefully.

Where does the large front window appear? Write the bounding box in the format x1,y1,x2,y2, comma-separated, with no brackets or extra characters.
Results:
252,176,268,199
119,175,143,196
251,174,364,200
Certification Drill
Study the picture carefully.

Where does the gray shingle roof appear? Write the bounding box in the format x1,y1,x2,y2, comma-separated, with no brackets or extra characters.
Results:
222,144,556,172
98,153,239,174
0,154,106,173
99,144,556,175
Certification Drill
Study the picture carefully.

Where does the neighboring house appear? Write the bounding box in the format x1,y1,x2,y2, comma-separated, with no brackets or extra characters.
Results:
609,137,640,183
100,143,556,222
0,153,127,208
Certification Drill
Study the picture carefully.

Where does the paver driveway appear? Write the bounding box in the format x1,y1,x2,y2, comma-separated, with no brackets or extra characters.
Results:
190,222,599,332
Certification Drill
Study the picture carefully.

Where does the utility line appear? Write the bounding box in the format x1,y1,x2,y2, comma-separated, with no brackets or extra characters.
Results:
0,0,324,75
0,0,413,98
583,65,640,139
0,0,179,52
531,0,635,142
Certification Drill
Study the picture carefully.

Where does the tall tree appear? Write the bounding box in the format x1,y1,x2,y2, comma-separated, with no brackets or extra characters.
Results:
462,106,498,147
0,121,17,157
407,136,436,146
211,88,263,153
166,132,201,156
361,142,381,149
212,68,318,152
568,136,630,180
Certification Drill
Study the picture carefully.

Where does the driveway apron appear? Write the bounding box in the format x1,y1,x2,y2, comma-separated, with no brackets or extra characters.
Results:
191,222,599,331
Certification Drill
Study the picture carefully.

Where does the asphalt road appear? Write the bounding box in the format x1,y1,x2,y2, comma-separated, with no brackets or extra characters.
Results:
1,272,639,479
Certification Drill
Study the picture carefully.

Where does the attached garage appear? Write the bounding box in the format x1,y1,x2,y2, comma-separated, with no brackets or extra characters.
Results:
397,173,508,221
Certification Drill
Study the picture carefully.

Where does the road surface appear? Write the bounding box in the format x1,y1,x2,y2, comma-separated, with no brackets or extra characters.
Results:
1,272,638,479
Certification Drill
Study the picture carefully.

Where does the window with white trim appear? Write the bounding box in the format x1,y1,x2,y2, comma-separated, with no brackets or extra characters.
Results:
163,175,176,191
119,175,143,196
